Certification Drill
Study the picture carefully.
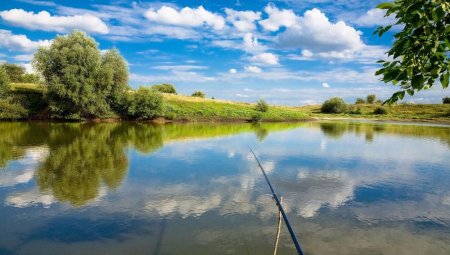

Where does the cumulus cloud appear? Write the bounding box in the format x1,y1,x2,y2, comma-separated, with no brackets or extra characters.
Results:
145,6,225,30
259,4,298,31
0,29,51,52
0,9,109,34
244,65,262,73
250,52,279,65
243,33,267,53
225,8,261,32
355,8,397,27
322,82,330,88
278,8,364,53
229,68,237,74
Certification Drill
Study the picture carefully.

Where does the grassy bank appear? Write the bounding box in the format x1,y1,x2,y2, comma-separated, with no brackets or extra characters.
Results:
298,103,450,124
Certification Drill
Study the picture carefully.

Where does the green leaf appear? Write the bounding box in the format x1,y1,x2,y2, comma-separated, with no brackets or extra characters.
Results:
441,73,449,89
411,75,424,89
377,2,394,9
406,89,414,96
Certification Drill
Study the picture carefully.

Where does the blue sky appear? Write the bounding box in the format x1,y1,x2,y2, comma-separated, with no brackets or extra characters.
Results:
0,0,448,105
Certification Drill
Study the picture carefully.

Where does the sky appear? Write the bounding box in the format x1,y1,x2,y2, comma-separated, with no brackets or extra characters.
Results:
0,0,448,105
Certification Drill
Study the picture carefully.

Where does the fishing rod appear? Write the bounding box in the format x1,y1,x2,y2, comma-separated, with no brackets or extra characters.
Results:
249,147,305,255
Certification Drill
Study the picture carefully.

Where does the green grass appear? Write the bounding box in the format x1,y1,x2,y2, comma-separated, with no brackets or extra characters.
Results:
10,83,46,93
163,94,309,122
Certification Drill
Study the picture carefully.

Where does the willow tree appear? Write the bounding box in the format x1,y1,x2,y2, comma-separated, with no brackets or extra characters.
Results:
375,0,449,103
33,31,110,119
100,49,129,112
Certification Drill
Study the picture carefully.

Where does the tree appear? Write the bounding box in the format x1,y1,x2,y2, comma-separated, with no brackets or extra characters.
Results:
443,97,450,104
375,1,450,104
33,30,110,118
355,98,366,104
367,94,377,104
126,87,164,119
191,91,205,98
100,48,129,112
0,68,10,98
0,63,25,82
21,73,41,83
152,83,177,94
321,97,348,113
255,99,269,112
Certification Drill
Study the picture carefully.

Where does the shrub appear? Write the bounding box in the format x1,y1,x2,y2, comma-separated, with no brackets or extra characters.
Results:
443,97,450,104
251,113,262,122
255,99,269,112
152,83,177,94
321,97,347,113
0,63,25,82
0,99,28,119
355,98,366,104
191,91,205,98
0,68,10,98
348,106,362,114
367,94,377,104
373,106,388,115
126,87,163,119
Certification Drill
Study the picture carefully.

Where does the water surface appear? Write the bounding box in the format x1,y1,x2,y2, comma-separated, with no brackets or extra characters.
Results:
1,121,449,255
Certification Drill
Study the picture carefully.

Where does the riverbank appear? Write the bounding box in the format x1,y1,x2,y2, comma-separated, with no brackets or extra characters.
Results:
2,83,450,123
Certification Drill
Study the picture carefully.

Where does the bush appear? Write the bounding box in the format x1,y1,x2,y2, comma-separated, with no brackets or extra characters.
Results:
251,113,262,122
373,106,388,115
152,83,177,94
355,98,366,104
0,68,10,98
191,91,205,98
443,97,450,104
0,98,28,119
321,97,347,113
0,63,25,83
126,87,163,119
348,106,362,114
255,99,269,112
367,94,377,104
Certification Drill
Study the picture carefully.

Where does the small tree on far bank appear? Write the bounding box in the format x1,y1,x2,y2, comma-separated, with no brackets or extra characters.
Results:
0,63,25,83
355,98,366,104
367,94,377,104
255,99,269,112
191,91,205,98
152,83,177,94
443,97,450,104
126,87,163,119
0,68,10,98
321,97,347,113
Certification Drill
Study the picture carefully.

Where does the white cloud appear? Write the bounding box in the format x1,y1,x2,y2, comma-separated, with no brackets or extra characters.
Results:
278,8,364,53
301,49,314,58
229,68,237,74
12,54,33,61
243,33,267,53
322,82,330,88
0,29,51,52
145,6,225,30
152,65,208,71
250,52,279,65
225,8,261,32
290,45,388,63
244,65,262,73
0,9,109,34
355,8,397,27
259,4,298,31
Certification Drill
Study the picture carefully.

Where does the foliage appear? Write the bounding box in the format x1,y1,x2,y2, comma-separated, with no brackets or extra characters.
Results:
375,0,450,103
126,87,164,119
33,30,111,119
367,94,377,104
355,98,366,104
0,68,10,98
152,83,177,94
191,90,205,98
21,73,41,83
0,63,25,83
443,97,450,104
373,106,389,114
348,106,362,114
321,97,348,113
255,99,269,112
251,112,262,122
0,98,28,119
100,48,129,112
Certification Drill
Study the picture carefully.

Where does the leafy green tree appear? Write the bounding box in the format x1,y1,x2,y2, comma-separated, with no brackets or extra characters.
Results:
126,87,164,119
33,30,110,119
152,83,177,94
375,0,449,103
367,94,377,104
100,49,129,112
355,98,366,104
0,68,10,98
0,63,25,82
321,97,348,113
443,97,450,104
21,73,41,83
191,91,205,98
255,99,269,112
